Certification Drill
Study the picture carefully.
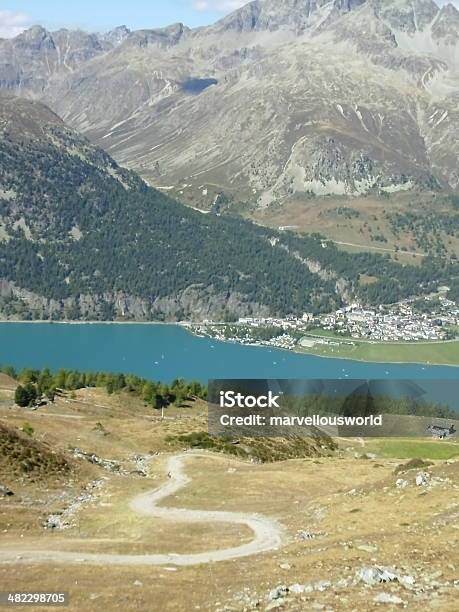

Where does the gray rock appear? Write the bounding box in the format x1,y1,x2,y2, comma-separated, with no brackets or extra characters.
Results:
268,586,288,601
416,472,430,486
44,514,69,530
358,566,398,586
314,580,331,592
297,530,319,540
399,574,416,589
373,592,404,604
71,448,124,474
43,479,105,530
357,544,378,553
358,566,415,589
287,583,305,594
362,453,377,460
0,485,14,497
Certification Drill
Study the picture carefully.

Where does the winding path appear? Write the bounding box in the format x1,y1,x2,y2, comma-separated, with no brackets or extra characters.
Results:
0,453,285,566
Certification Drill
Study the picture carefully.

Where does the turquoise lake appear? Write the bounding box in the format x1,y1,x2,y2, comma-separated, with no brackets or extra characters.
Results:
0,323,457,383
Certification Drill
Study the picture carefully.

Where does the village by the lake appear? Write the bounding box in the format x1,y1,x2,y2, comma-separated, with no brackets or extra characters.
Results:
188,290,459,361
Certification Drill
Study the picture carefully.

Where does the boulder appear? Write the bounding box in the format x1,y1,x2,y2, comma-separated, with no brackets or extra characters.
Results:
268,586,288,601
358,566,415,589
415,472,430,486
358,566,398,586
373,592,404,604
0,485,14,497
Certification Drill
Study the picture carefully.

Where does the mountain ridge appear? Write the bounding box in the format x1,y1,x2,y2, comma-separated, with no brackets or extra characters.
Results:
1,94,456,321
0,0,457,205
0,94,339,321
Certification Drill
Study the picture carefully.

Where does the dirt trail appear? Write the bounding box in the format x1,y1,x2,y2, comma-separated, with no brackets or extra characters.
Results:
0,453,285,566
331,239,427,257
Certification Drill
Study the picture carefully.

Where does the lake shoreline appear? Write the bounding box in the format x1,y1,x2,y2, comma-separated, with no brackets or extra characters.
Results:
294,347,459,369
0,320,458,369
183,325,459,369
0,319,188,325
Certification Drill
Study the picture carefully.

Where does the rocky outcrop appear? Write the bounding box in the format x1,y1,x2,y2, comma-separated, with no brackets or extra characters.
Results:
0,279,271,322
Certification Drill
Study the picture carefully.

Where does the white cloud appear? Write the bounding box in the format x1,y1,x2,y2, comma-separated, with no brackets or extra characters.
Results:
0,10,31,38
192,1,247,13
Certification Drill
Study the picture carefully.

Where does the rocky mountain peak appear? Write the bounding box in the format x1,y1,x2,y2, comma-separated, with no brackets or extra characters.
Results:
0,0,456,202
432,2,459,42
209,0,448,37
212,0,366,34
439,2,459,16
436,1,459,23
329,0,397,48
15,25,55,51
377,0,439,33
212,1,261,32
124,22,189,48
102,25,131,46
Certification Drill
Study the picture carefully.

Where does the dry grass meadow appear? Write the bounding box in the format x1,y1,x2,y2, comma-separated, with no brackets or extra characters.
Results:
0,375,458,611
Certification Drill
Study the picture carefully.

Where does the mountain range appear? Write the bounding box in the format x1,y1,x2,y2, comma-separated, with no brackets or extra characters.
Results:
0,1,458,320
0,0,457,208
0,94,339,321
1,94,455,321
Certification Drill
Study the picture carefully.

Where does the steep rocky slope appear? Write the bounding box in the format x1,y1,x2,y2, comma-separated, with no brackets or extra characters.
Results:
0,95,343,321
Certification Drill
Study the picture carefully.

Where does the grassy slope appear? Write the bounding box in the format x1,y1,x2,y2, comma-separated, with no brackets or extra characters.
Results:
1,384,458,611
297,330,459,366
364,439,459,460
249,191,459,262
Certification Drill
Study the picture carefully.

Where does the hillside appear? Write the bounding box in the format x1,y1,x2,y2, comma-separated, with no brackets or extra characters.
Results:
0,95,338,321
0,0,457,209
0,421,72,479
0,376,458,611
0,95,457,321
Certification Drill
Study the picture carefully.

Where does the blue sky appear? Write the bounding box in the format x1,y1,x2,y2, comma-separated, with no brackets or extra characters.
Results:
0,1,247,37
0,0,457,38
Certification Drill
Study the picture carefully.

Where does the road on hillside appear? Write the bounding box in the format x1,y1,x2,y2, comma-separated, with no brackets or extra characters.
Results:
330,239,427,257
0,453,285,566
